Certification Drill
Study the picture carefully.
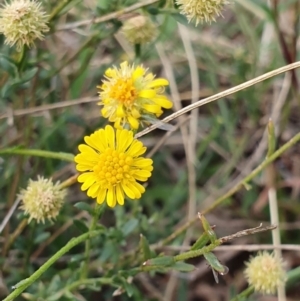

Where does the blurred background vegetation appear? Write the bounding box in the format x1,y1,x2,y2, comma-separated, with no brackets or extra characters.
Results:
0,0,300,300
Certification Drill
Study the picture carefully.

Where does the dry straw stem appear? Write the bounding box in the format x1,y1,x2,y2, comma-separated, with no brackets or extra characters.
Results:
135,61,300,139
57,0,160,31
0,97,98,121
158,244,300,252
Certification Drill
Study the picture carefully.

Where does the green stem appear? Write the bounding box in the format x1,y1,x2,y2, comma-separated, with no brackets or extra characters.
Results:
16,45,27,71
48,0,74,22
80,204,105,279
204,132,300,213
50,277,115,300
0,148,74,162
173,241,221,262
230,286,254,301
3,230,102,301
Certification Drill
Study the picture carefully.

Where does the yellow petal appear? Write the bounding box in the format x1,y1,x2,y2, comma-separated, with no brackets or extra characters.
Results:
116,105,125,117
105,68,116,77
107,187,116,207
78,172,95,183
81,176,96,191
97,189,106,204
132,170,152,178
78,145,100,161
105,125,115,149
87,183,100,198
132,181,145,194
116,184,124,205
117,129,133,152
126,140,146,157
126,182,141,199
76,164,94,172
84,129,106,153
139,89,156,98
121,182,135,199
128,116,139,129
153,96,173,109
132,158,153,168
120,61,128,70
143,104,161,114
101,107,110,118
114,118,123,129
131,107,141,118
146,78,169,88
132,66,145,80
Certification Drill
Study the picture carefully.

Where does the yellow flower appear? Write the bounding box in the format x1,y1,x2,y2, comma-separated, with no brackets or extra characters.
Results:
74,125,153,207
244,251,287,295
97,61,173,130
19,176,66,223
0,0,49,51
175,0,229,25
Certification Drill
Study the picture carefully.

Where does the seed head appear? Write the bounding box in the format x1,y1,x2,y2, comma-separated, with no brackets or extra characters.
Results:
19,176,66,223
0,0,49,51
175,0,229,25
244,251,287,295
121,15,158,45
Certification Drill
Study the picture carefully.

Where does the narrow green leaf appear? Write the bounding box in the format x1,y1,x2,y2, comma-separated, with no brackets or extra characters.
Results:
199,213,217,243
73,220,89,233
121,218,138,236
70,253,85,263
144,256,175,267
0,55,18,77
172,262,195,272
33,232,51,244
139,234,153,261
204,252,227,274
120,278,135,297
190,232,210,250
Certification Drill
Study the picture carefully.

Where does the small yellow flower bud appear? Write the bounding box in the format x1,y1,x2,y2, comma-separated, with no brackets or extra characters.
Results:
175,0,229,25
121,15,158,45
19,176,66,223
0,0,49,51
244,251,287,295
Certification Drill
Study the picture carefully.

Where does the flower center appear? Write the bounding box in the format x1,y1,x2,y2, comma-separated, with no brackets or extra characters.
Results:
108,78,137,106
94,148,133,188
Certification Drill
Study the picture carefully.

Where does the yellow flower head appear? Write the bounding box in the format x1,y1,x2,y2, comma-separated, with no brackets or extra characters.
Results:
176,0,229,25
0,0,49,51
244,251,287,295
74,125,153,207
97,61,173,130
121,15,158,45
19,176,66,223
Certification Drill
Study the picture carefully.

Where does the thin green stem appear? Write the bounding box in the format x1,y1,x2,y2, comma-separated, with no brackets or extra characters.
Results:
48,0,74,22
160,131,300,246
203,131,300,213
173,241,221,262
3,230,102,301
230,286,254,301
16,45,27,70
80,204,105,279
50,277,115,300
0,148,74,162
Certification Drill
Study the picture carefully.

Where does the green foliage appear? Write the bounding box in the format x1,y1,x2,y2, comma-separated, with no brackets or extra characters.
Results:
1,0,300,300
